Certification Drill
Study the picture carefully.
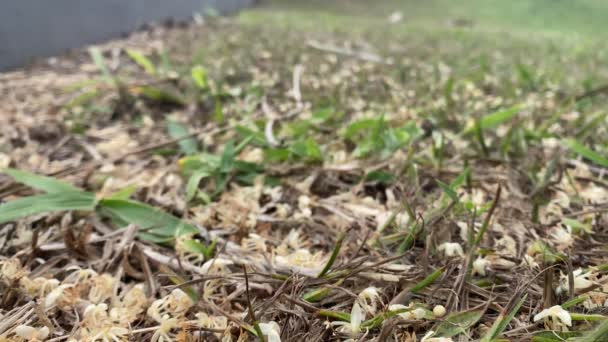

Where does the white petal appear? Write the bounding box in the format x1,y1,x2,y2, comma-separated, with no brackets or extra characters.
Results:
574,277,594,290
413,308,427,319
267,330,282,342
555,308,572,327
37,326,50,340
260,322,282,342
15,325,37,339
350,302,364,332
533,309,551,322
388,304,408,311
473,257,489,276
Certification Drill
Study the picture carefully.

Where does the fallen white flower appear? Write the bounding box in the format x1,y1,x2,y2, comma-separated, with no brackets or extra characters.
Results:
437,242,464,257
259,321,282,342
472,257,490,276
331,302,364,335
550,226,573,249
357,287,382,315
557,269,595,295
533,305,571,327
15,325,50,341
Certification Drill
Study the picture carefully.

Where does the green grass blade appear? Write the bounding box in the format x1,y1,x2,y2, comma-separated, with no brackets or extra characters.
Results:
88,47,116,86
317,232,346,278
564,139,608,168
481,294,527,342
410,267,444,294
3,168,82,194
126,49,157,75
0,192,97,224
475,105,521,132
437,179,459,202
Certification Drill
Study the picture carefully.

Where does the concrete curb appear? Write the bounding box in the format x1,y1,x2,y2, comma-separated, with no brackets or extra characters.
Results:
0,0,254,71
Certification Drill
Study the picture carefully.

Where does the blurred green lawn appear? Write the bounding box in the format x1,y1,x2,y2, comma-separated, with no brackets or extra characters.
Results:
254,0,608,40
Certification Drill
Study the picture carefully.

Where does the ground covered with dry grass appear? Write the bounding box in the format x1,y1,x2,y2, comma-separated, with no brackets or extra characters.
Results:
1,2,608,341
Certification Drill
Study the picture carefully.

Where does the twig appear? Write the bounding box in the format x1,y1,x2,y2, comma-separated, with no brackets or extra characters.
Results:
291,64,304,107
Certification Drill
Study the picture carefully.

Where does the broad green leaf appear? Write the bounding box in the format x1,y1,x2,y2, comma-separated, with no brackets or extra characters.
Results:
343,118,379,139
0,192,97,224
564,139,608,168
531,331,582,342
264,148,291,162
185,170,210,202
365,171,395,184
126,49,156,75
434,309,484,338
88,47,115,86
134,86,186,106
465,105,520,134
562,217,592,234
181,239,208,255
105,185,137,200
3,168,81,193
479,106,520,130
191,65,208,89
166,120,199,155
98,199,197,240
290,138,323,162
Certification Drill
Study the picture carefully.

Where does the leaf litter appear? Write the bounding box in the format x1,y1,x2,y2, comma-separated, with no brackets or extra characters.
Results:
1,8,608,342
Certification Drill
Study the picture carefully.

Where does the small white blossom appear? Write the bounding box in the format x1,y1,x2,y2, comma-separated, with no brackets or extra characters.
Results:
533,305,571,327
556,269,595,295
15,325,50,341
437,242,464,258
550,227,573,250
522,254,539,269
274,249,326,277
472,257,490,276
44,284,74,310
357,287,382,315
331,302,364,336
